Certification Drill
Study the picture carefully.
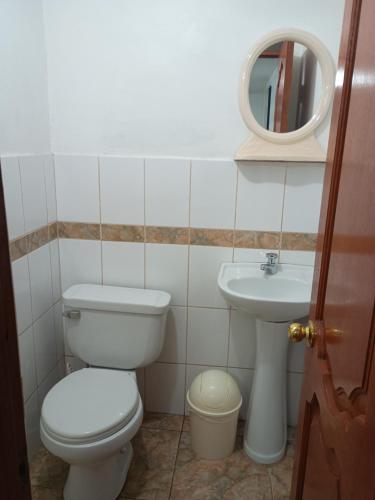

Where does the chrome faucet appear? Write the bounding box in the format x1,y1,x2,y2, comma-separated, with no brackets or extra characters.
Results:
260,252,278,274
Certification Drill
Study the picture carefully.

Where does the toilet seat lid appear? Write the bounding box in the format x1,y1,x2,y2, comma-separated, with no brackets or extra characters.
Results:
41,368,140,444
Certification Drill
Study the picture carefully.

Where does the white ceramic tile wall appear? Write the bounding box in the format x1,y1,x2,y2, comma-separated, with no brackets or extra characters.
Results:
1,154,64,460
145,158,190,227
236,163,286,231
145,243,189,306
100,157,144,225
282,164,325,233
55,155,100,223
188,245,233,309
190,160,237,229
102,241,145,288
19,155,48,233
187,307,230,366
59,238,102,291
54,155,321,424
1,157,25,239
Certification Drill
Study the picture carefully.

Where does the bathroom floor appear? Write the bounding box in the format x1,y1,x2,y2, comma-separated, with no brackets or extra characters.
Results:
30,413,295,500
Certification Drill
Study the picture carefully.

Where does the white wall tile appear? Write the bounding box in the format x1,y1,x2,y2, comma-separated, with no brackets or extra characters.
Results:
18,326,37,401
100,156,144,225
1,157,25,239
53,301,64,360
236,163,286,231
190,160,236,229
33,308,57,384
50,240,61,303
12,256,32,334
145,159,190,227
158,306,187,364
37,363,63,407
282,164,324,233
28,245,53,321
24,392,41,461
145,362,185,414
19,155,48,232
145,243,188,306
279,250,316,266
228,309,256,369
44,155,57,222
287,372,303,426
187,307,229,366
228,367,254,420
55,155,100,222
59,239,102,293
234,248,279,264
188,245,232,308
102,241,144,288
185,364,227,414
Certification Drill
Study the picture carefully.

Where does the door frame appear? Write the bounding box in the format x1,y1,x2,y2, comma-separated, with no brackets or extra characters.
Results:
0,161,32,499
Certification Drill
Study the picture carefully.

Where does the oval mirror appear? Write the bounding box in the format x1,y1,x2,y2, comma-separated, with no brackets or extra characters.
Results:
249,41,322,133
238,29,336,159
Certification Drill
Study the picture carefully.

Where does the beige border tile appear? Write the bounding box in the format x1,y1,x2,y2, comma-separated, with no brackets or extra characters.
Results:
101,223,144,243
28,226,49,252
146,226,189,245
281,232,317,251
234,230,280,249
190,228,234,247
58,221,100,240
9,235,29,262
48,222,58,242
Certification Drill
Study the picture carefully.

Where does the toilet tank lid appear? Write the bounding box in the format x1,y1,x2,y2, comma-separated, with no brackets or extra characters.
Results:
63,284,171,315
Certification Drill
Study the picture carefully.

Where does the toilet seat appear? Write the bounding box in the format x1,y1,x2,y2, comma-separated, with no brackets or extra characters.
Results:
41,368,139,445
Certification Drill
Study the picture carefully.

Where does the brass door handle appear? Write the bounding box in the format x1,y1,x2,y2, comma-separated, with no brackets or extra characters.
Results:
288,320,316,347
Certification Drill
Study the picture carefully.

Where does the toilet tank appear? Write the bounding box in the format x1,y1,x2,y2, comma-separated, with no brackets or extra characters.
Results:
63,284,171,369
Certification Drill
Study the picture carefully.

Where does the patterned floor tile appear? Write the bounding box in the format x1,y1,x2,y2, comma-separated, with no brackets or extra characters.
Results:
120,428,180,499
268,444,295,500
29,447,68,490
29,413,294,500
142,412,184,432
170,432,273,500
182,416,190,432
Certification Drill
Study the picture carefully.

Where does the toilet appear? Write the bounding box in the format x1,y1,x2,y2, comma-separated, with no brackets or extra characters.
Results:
40,284,171,500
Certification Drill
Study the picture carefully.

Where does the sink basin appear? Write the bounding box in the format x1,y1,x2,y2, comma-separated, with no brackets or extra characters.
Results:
217,261,314,464
218,262,313,322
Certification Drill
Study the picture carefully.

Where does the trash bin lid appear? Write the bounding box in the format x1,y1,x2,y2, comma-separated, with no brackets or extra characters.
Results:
187,369,242,415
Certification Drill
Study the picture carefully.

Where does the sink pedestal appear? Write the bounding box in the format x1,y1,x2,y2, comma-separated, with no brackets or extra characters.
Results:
244,319,289,464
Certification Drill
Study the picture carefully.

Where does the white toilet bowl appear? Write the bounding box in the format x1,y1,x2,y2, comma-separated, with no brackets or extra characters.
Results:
41,368,143,500
40,284,171,500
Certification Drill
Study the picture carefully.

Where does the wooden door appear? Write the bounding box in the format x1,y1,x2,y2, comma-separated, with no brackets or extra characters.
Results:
273,41,294,132
291,1,375,498
0,163,32,499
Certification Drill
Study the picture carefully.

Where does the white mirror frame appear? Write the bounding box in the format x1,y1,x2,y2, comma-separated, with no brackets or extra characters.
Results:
237,28,336,161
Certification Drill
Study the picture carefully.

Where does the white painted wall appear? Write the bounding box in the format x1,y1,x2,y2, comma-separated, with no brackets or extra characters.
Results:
0,0,50,154
43,0,345,157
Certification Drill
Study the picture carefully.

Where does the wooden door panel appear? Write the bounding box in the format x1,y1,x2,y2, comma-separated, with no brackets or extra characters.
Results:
323,0,375,393
302,400,340,500
292,0,375,497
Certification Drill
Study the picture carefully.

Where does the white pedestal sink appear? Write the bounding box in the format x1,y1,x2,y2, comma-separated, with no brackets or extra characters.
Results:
218,262,313,464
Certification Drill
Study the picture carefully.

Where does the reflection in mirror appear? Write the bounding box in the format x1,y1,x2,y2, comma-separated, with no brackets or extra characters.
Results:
249,41,322,133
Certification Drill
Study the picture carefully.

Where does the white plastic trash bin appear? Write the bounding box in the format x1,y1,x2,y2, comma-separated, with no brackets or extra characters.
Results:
186,369,242,460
